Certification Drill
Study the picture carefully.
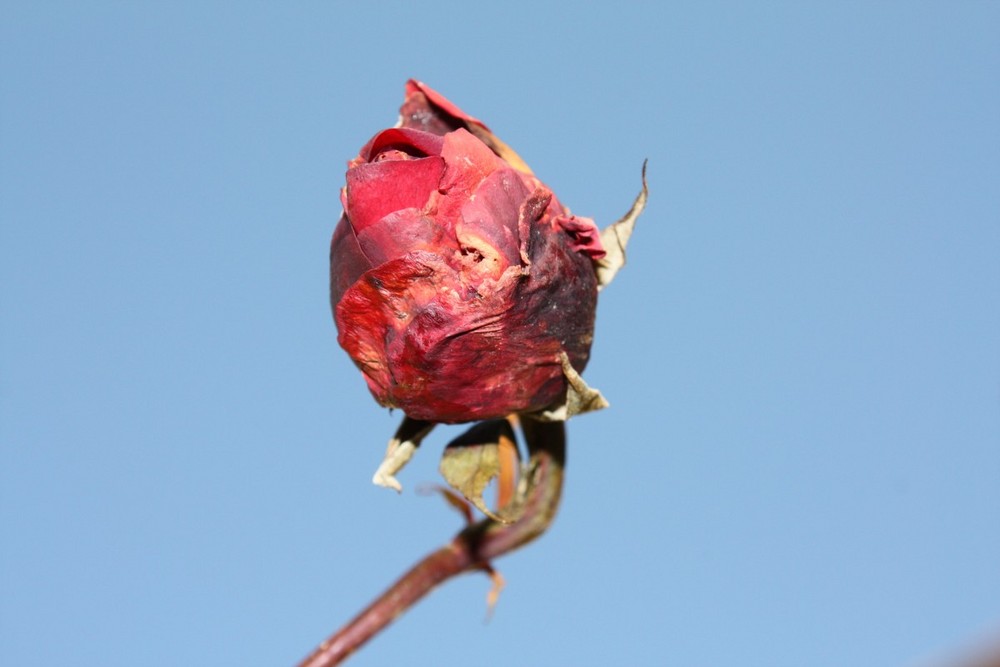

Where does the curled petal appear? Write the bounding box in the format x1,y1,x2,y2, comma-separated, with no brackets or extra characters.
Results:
405,80,489,131
357,127,445,163
555,215,606,260
401,79,533,175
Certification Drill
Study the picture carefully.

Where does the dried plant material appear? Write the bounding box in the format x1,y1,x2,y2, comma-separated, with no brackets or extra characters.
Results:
331,80,605,425
372,417,435,492
307,79,647,665
439,419,519,521
496,427,519,510
533,351,610,422
595,161,649,289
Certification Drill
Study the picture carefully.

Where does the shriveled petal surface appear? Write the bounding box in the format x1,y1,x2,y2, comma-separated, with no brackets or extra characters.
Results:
456,170,530,275
335,197,598,424
400,79,534,176
331,80,606,424
555,215,606,260
357,210,446,267
404,79,489,131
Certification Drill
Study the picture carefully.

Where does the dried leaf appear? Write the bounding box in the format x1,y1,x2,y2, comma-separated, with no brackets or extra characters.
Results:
439,419,518,521
595,161,648,289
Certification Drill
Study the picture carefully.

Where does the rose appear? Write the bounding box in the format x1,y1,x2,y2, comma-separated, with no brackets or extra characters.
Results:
330,80,609,424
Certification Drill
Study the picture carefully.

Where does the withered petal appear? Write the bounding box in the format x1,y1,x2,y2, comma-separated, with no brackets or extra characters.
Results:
555,215,606,260
329,213,372,309
402,79,490,134
358,127,445,162
331,80,625,425
357,209,448,266
457,169,532,272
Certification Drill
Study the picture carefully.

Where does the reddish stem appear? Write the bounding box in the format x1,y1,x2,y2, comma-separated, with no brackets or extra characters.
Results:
296,420,565,667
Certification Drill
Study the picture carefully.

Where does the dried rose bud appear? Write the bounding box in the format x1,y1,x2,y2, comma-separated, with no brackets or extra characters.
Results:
331,80,639,426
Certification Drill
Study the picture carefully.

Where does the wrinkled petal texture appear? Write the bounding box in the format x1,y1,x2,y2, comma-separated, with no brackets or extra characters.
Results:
331,82,605,423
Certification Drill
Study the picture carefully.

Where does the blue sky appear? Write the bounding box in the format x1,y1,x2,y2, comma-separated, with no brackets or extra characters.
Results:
2,3,998,666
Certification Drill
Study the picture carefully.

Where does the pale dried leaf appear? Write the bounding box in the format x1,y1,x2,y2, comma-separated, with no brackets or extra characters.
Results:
595,161,648,289
439,419,516,521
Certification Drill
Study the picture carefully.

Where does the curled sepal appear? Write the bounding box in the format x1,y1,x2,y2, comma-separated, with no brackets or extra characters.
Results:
439,419,520,522
372,417,435,492
532,351,610,422
595,160,648,289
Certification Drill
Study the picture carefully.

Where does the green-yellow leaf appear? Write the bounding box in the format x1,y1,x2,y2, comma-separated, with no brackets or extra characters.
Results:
439,419,517,522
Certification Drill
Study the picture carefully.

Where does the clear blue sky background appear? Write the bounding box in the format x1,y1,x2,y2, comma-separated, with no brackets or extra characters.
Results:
2,3,998,666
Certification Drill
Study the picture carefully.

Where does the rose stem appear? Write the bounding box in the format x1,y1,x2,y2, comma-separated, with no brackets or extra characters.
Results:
295,419,566,667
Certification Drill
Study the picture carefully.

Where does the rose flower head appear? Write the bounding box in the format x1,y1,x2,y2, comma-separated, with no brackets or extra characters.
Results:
332,81,637,422
331,81,646,494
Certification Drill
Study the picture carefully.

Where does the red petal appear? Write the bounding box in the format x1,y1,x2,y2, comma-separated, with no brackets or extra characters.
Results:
456,169,531,271
345,156,445,233
356,209,449,266
335,253,448,408
405,80,490,131
555,215,606,260
438,128,504,194
359,127,444,162
335,244,594,423
329,213,372,309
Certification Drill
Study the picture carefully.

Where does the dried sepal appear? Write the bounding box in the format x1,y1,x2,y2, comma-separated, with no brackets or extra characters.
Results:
595,161,649,289
532,351,609,422
372,417,435,492
439,419,520,521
